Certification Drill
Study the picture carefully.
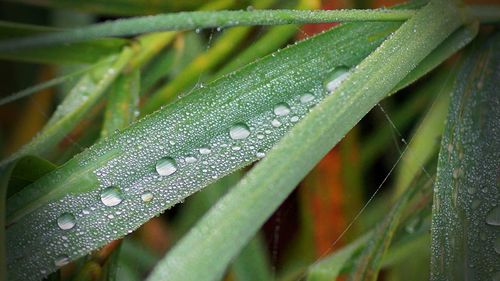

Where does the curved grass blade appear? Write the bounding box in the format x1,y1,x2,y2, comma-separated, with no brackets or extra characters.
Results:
5,17,407,281
393,68,455,197
430,33,500,281
1,48,133,166
0,21,127,64
348,177,433,281
101,70,140,138
145,1,466,280
0,9,416,52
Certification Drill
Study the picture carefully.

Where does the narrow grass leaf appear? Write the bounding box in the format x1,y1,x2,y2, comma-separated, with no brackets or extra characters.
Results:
0,9,416,52
101,70,140,139
5,17,405,281
393,68,455,197
145,1,465,280
7,156,57,197
430,33,500,281
0,21,127,64
348,177,433,281
1,48,133,166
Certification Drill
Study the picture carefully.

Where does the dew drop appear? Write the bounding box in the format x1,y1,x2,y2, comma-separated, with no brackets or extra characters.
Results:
256,151,266,158
300,93,315,104
485,206,500,226
199,146,211,154
185,155,197,163
324,66,350,92
155,157,178,176
273,102,290,116
54,254,70,267
271,119,281,127
100,186,124,207
229,123,251,140
57,213,76,230
141,191,154,203
290,116,299,123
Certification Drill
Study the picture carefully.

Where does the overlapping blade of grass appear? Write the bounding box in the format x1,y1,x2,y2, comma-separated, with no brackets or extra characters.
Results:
101,70,140,138
4,12,412,281
1,48,133,166
430,33,500,281
393,67,456,197
0,21,127,64
145,1,466,280
348,177,433,281
0,9,416,52
307,176,433,281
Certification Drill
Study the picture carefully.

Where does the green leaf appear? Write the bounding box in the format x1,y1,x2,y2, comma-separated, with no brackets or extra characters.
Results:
5,14,405,281
0,9,416,52
0,21,127,64
101,69,140,139
145,1,466,280
348,177,433,281
430,33,500,281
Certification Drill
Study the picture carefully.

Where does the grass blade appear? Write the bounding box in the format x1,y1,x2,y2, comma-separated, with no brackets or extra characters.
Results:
5,15,406,281
348,177,433,281
0,21,127,64
145,1,465,280
101,70,140,138
430,33,500,281
0,9,416,52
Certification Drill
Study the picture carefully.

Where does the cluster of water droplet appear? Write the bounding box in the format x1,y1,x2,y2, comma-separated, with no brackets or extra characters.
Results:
5,32,364,280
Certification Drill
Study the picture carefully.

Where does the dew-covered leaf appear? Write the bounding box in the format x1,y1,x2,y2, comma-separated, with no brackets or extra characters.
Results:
5,16,406,281
145,1,465,280
430,33,500,281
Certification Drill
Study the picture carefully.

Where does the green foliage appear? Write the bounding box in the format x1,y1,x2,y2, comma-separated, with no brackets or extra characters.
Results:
0,0,498,281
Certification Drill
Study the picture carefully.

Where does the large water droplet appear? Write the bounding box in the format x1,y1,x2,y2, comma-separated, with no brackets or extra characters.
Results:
325,66,350,92
229,123,250,140
300,93,315,104
57,213,76,230
100,186,123,207
156,157,178,176
486,206,500,226
141,191,153,203
273,102,290,116
199,146,211,154
54,254,70,267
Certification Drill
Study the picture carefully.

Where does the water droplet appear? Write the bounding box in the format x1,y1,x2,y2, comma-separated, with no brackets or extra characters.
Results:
229,123,250,140
256,151,266,158
100,186,124,207
273,102,290,116
199,146,211,154
300,93,315,104
290,116,299,122
185,155,197,163
486,206,500,226
156,157,178,176
141,191,154,203
324,66,350,92
57,213,76,230
54,254,70,267
271,119,281,127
